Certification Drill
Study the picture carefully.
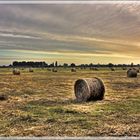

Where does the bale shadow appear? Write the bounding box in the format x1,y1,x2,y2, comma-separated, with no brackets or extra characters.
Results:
27,98,98,107
27,99,77,107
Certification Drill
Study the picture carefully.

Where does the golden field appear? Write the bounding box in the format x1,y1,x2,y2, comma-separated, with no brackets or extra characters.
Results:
0,68,139,136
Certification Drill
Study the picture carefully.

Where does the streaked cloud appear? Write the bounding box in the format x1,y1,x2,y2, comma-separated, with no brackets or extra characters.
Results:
0,32,41,39
0,4,140,65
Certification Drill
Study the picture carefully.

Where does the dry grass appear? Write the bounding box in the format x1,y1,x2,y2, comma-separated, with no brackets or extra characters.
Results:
0,68,139,136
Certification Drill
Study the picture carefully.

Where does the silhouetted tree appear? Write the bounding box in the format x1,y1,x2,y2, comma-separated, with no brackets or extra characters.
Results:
70,63,76,67
49,62,54,67
12,61,48,68
89,63,93,67
63,63,68,67
108,63,114,68
131,62,134,67
13,61,19,67
55,61,58,67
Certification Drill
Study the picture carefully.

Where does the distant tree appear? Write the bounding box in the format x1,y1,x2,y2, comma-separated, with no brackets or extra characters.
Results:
131,62,134,67
108,63,114,68
41,61,47,67
12,61,48,68
55,61,58,67
89,63,93,67
49,62,54,67
63,63,68,67
9,64,12,67
70,63,76,67
13,61,19,67
21,61,26,67
97,63,100,67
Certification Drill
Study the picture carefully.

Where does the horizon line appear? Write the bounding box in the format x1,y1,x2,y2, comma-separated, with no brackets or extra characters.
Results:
0,62,139,66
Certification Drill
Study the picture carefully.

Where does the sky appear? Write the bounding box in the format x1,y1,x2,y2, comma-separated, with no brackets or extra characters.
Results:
0,4,140,65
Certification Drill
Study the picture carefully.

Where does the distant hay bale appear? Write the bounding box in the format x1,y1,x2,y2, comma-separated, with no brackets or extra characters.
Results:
81,67,86,70
94,68,99,71
13,69,20,75
47,68,51,71
52,68,57,72
90,67,99,71
29,68,34,72
0,94,8,101
110,68,115,71
127,69,137,78
122,67,127,70
71,68,76,72
74,78,105,102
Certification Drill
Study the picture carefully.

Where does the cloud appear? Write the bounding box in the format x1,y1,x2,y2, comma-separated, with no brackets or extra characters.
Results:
0,32,41,39
0,4,140,64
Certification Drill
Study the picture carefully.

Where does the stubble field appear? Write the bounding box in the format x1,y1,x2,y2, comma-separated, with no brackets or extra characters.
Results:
0,68,140,136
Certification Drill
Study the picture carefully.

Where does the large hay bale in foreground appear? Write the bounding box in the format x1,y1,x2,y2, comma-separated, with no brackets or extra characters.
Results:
71,68,76,72
13,69,20,75
74,78,105,102
127,69,137,78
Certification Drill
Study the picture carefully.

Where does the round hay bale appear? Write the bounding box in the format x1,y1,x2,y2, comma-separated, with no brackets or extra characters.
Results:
0,94,8,101
122,67,127,70
52,68,57,72
47,68,51,71
13,69,20,75
80,67,85,70
74,78,105,102
127,69,137,78
71,68,76,72
29,68,34,72
94,68,99,71
110,68,115,71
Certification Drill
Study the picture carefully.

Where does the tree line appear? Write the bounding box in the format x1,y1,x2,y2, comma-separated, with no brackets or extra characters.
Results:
0,61,139,68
